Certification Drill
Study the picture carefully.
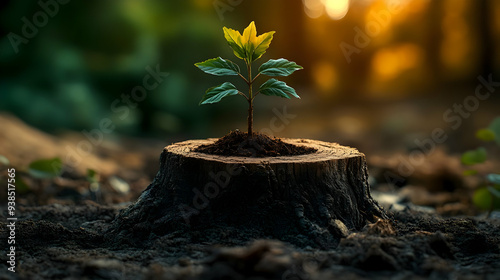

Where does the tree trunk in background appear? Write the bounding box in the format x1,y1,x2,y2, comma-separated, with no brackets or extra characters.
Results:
479,0,493,77
426,0,443,86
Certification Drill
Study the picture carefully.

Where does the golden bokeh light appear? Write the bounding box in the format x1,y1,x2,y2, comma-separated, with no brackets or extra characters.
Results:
440,0,473,73
371,44,423,80
303,0,324,19
312,61,339,94
324,0,350,20
302,0,350,20
300,0,492,97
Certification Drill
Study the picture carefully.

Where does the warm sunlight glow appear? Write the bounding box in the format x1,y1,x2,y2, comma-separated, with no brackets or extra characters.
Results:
303,0,349,20
303,0,324,19
324,0,350,20
440,0,472,72
371,44,422,80
312,61,338,94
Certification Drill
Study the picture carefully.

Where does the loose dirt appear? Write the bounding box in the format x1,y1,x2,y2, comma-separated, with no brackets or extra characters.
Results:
194,130,317,157
1,203,499,279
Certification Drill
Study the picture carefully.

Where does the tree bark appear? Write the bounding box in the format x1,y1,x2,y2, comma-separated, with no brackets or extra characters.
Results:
109,138,387,247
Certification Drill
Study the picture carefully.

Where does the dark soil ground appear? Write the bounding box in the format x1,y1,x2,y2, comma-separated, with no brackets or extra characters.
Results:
1,203,499,279
1,114,500,279
194,130,317,157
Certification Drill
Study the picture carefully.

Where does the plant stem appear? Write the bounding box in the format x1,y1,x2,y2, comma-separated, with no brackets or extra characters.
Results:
247,60,253,138
251,73,260,84
238,73,249,84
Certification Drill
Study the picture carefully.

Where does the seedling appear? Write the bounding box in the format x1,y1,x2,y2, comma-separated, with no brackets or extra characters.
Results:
461,117,500,216
28,157,63,179
0,156,61,195
195,21,303,138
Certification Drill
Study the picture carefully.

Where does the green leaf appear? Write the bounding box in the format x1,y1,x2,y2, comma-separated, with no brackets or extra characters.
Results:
488,185,500,198
200,82,239,105
489,117,500,146
16,177,31,194
87,169,99,183
259,59,303,77
461,147,487,166
28,157,63,179
463,169,478,176
473,186,500,210
87,169,97,178
195,57,240,76
476,129,496,142
259,79,300,99
487,174,500,185
0,155,9,166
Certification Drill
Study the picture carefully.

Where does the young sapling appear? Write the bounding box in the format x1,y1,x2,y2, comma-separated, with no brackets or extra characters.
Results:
195,21,303,138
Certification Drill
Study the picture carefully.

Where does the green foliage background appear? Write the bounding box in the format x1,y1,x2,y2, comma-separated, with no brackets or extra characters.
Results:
1,0,499,144
0,1,242,137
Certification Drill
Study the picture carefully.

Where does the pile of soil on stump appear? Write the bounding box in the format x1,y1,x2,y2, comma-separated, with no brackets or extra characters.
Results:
193,131,317,157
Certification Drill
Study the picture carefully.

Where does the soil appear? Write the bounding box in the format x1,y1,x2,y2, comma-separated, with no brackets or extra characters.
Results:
1,204,500,279
1,115,500,279
193,130,317,157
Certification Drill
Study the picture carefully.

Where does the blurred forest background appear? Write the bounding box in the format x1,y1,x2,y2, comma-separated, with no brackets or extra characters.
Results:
2,4,500,278
1,0,499,154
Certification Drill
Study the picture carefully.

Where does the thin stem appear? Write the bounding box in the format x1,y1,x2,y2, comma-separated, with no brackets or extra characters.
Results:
251,91,260,101
238,73,249,84
247,62,252,98
247,60,253,138
238,91,249,101
251,73,260,84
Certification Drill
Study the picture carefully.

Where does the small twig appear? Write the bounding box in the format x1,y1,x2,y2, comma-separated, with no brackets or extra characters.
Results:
238,73,249,84
251,73,260,84
251,91,260,101
238,91,249,101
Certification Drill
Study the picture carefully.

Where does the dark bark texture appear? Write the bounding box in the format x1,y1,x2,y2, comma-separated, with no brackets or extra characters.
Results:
109,139,387,248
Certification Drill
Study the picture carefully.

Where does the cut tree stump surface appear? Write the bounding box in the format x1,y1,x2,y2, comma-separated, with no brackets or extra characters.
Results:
109,138,387,248
182,138,356,163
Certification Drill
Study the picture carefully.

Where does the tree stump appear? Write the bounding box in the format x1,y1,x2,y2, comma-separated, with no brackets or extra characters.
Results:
109,138,387,248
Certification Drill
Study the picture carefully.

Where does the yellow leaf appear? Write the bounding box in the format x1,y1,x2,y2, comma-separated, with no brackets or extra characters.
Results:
252,31,275,62
242,21,257,58
222,21,275,63
223,27,245,59
242,21,257,46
